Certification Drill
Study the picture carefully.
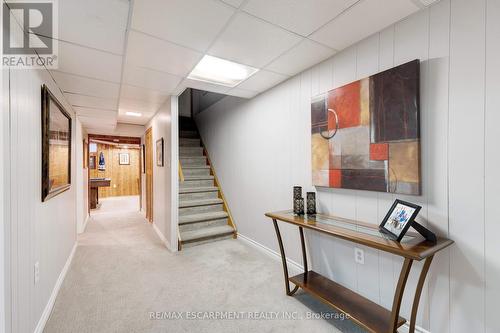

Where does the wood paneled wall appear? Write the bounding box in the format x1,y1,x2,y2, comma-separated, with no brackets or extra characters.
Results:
90,143,140,198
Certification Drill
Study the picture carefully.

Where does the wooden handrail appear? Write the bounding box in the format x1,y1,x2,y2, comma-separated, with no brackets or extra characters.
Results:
201,143,237,237
178,160,184,182
178,160,184,250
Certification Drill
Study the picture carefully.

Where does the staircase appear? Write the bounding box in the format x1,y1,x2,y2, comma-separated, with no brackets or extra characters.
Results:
178,117,236,249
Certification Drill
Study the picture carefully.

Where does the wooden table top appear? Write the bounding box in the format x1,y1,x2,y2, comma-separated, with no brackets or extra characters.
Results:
266,210,453,260
90,178,111,187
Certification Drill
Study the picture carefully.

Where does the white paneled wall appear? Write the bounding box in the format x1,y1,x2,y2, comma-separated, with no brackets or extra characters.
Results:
145,97,177,250
7,64,78,333
196,1,500,331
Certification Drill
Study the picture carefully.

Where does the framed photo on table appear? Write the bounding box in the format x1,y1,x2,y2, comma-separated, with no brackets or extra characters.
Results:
379,199,421,242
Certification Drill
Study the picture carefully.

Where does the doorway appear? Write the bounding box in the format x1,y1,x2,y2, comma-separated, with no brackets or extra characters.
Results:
87,135,142,214
145,127,153,222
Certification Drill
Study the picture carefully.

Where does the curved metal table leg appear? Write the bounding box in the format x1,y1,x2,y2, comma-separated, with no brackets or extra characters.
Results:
299,226,308,274
390,258,413,333
409,255,434,333
272,218,299,296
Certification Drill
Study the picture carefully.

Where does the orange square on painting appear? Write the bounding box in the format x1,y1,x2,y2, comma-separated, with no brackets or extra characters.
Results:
328,81,361,129
329,170,341,188
370,143,389,160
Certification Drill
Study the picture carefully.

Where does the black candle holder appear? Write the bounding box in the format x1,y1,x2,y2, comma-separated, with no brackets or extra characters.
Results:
306,192,316,215
293,186,304,215
294,197,304,215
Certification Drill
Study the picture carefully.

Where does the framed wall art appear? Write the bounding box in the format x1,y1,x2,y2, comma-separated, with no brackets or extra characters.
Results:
41,84,72,202
89,155,96,169
311,60,421,195
156,138,164,167
141,144,146,173
119,153,130,165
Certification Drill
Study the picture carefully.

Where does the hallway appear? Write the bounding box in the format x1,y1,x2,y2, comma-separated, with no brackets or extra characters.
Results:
44,198,359,333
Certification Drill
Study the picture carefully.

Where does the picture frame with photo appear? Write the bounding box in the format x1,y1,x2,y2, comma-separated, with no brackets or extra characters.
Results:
119,153,130,165
379,199,421,242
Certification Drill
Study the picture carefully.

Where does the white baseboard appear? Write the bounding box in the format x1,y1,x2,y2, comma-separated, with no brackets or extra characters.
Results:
34,243,77,333
237,233,430,333
398,324,431,333
81,215,90,233
152,222,172,251
237,232,303,275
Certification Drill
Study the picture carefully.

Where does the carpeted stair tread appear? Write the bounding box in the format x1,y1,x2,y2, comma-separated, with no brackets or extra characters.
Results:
183,175,214,181
179,186,218,194
179,211,229,224
180,156,206,160
182,165,210,169
179,130,199,138
179,198,223,208
180,225,234,242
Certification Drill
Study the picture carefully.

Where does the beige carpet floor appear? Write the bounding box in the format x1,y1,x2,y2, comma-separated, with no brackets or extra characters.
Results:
44,197,364,333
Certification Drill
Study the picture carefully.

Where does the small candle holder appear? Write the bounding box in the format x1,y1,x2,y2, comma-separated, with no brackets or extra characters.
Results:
293,186,303,215
306,192,316,215
294,197,305,215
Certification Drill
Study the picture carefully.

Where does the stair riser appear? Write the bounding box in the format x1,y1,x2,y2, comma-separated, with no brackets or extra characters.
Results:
179,218,228,232
179,147,204,156
180,158,207,166
180,138,200,147
180,131,199,139
180,179,214,188
179,203,223,216
182,233,234,248
183,168,210,177
179,191,218,201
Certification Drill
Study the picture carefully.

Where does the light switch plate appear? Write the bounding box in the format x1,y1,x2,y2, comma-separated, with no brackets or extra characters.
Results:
354,247,364,265
34,261,40,284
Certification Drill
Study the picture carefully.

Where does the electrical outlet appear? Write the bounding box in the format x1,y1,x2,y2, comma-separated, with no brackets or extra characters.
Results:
34,262,40,284
354,248,364,265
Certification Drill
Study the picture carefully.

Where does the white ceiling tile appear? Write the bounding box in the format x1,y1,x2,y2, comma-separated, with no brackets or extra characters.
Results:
122,65,182,93
79,117,116,127
310,0,419,50
242,0,358,36
58,0,128,54
117,114,153,126
265,39,336,76
126,31,203,77
220,0,245,8
182,79,231,94
58,41,123,82
226,87,259,99
131,0,234,52
119,98,163,114
208,13,302,68
85,125,117,134
120,84,169,105
73,107,117,119
64,93,118,111
236,70,289,91
51,71,120,99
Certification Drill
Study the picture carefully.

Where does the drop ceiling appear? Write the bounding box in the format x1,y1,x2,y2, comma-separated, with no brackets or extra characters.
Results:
48,0,430,131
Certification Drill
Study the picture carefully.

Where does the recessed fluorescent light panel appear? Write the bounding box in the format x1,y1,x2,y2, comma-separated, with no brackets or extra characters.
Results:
188,55,258,87
125,111,142,117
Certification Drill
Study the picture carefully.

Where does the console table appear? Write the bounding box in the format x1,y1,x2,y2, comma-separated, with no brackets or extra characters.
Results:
90,178,111,209
265,210,453,333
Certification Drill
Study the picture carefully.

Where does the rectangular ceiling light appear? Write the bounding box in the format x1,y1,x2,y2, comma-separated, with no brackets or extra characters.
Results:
188,55,258,87
125,111,142,117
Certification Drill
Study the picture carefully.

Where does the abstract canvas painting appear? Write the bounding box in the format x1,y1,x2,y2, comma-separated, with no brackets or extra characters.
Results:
311,60,421,195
